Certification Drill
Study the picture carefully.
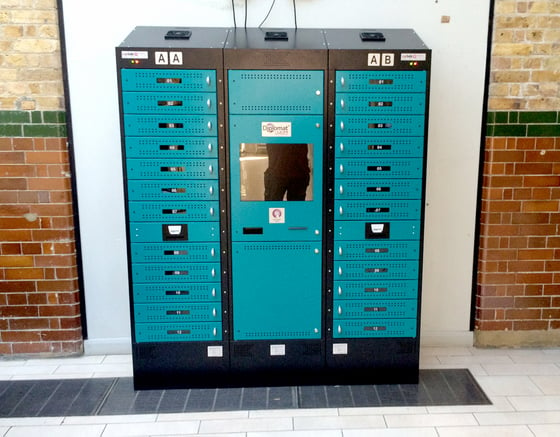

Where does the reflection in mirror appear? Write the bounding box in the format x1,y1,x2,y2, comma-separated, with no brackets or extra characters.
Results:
240,143,313,201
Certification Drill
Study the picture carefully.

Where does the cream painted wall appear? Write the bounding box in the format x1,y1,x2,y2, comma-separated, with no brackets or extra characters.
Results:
60,0,490,352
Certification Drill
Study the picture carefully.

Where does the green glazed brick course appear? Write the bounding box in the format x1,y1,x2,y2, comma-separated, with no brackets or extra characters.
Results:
0,110,67,138
487,111,560,137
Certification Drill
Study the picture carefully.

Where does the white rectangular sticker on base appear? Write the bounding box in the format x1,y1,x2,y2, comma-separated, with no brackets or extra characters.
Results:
333,343,348,355
207,346,223,358
270,344,286,356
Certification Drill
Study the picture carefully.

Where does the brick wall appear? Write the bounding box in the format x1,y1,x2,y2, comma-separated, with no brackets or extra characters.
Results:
476,0,560,346
0,1,83,355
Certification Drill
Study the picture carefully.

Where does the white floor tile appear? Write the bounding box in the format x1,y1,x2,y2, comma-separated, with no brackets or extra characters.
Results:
102,419,199,436
438,355,514,366
427,396,515,414
475,410,560,426
529,424,560,437
4,424,105,437
248,431,342,437
338,406,427,416
249,408,338,418
62,414,157,425
0,417,63,426
343,428,438,437
293,415,386,430
531,375,560,395
158,411,249,421
475,375,543,396
481,364,560,376
384,413,478,428
436,425,534,437
199,417,292,434
508,395,560,411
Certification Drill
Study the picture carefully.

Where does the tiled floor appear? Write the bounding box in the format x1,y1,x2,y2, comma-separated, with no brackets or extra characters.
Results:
0,346,559,436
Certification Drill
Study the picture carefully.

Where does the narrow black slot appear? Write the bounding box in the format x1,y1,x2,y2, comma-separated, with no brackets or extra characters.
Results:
365,307,387,312
368,101,393,107
165,270,188,276
368,123,392,129
367,186,390,192
159,122,183,129
166,310,190,315
368,145,391,150
160,166,185,172
163,250,188,255
159,145,184,151
365,268,388,273
156,78,182,84
158,100,183,106
243,227,263,235
366,207,390,213
365,287,388,293
364,326,387,331
161,187,186,193
165,290,190,296
365,248,389,253
162,209,187,215
367,166,391,172
167,330,191,335
369,79,393,85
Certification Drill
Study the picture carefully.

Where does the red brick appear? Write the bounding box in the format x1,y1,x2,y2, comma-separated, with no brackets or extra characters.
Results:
528,237,547,248
513,320,549,330
5,318,49,331
0,305,38,318
12,138,34,150
516,272,554,283
506,308,542,319
2,331,42,343
39,304,80,317
27,177,72,191
511,213,550,224
525,151,560,162
21,243,42,255
519,224,557,236
479,296,515,308
492,151,526,162
508,260,544,272
40,329,82,342
36,280,78,292
4,268,45,280
516,138,536,149
514,296,551,308
515,163,553,175
0,281,36,293
522,201,558,212
524,284,544,295
489,176,524,187
1,243,22,255
523,176,560,187
0,151,25,164
488,201,522,212
544,285,560,295
545,261,560,271
25,151,68,164
518,249,554,260
11,342,54,354
542,309,560,319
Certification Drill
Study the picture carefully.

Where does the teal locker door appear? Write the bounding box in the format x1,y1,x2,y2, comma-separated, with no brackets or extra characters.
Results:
228,70,324,341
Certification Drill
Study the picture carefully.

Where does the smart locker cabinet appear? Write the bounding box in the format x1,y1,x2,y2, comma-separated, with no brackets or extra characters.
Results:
117,27,430,389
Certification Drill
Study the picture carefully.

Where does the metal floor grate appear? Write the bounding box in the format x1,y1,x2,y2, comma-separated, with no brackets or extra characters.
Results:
0,369,490,418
